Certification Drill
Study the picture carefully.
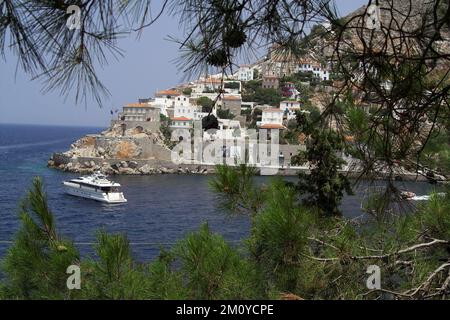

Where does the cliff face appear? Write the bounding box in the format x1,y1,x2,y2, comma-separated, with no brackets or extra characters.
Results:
48,123,176,175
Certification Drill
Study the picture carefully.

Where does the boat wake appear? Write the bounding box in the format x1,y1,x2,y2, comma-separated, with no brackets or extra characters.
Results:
0,139,70,151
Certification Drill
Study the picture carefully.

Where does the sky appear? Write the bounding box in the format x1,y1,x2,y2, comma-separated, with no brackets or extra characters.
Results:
0,0,369,127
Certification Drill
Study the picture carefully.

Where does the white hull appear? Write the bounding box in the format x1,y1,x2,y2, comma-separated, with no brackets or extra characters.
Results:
63,182,127,203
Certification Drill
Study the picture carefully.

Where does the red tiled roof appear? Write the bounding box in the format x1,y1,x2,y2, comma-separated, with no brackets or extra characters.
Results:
156,90,181,96
124,103,150,108
171,116,192,121
260,124,286,129
222,95,241,101
199,77,223,84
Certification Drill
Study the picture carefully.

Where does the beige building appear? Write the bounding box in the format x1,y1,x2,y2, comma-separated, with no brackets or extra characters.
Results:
222,95,242,116
262,75,279,89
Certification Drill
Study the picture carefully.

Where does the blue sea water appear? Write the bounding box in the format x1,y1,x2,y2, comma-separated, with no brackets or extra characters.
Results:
0,123,433,262
0,123,251,261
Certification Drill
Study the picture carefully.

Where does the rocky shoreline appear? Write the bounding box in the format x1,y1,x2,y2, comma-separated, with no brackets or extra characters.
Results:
48,156,211,176
47,123,446,182
46,123,214,175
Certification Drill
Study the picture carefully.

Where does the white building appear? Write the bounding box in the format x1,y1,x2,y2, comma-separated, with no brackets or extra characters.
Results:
203,119,243,141
170,116,193,129
174,102,199,120
191,77,223,97
297,60,330,81
259,109,285,129
152,89,181,116
235,65,254,82
280,100,301,120
193,111,210,121
120,103,160,122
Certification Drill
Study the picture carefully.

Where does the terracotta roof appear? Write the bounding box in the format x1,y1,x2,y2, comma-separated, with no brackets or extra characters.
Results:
260,124,286,129
199,77,223,84
264,108,284,113
171,116,192,121
222,95,241,101
124,103,150,108
156,90,180,96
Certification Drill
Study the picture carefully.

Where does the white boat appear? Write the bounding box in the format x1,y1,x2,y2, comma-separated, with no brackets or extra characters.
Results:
63,172,127,203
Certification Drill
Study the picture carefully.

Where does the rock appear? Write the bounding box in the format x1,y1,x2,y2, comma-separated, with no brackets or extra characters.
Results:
160,167,168,174
138,164,154,175
120,161,128,168
90,160,96,168
101,162,114,175
202,169,208,175
112,141,142,159
118,167,137,175
177,167,184,174
128,161,139,169
97,146,105,155
47,160,55,167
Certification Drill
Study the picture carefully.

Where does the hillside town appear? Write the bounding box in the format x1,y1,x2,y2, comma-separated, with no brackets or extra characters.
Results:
48,45,340,175
48,40,448,182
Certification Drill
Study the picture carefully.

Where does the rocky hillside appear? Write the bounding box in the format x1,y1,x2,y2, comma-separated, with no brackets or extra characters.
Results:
48,123,180,175
306,0,450,59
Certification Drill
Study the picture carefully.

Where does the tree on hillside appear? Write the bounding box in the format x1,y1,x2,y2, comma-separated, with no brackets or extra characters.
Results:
196,96,214,113
292,109,353,216
217,108,235,119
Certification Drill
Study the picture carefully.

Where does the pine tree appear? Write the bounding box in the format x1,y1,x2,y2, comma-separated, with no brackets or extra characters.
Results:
1,177,79,299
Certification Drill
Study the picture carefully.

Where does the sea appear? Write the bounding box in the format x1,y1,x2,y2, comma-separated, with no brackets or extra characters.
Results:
0,123,435,262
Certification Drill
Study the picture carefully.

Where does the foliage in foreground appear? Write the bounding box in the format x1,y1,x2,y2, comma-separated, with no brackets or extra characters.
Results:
1,173,450,300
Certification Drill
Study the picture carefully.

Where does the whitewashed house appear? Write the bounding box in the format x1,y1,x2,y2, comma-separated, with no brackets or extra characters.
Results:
297,60,330,81
170,116,193,129
191,77,223,97
173,100,199,120
235,65,254,81
280,100,301,120
259,109,285,129
153,89,181,116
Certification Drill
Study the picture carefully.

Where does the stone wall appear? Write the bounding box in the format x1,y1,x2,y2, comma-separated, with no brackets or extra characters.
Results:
279,144,305,167
110,120,161,132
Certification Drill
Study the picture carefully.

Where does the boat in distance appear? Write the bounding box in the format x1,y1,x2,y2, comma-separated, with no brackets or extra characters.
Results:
63,172,127,203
